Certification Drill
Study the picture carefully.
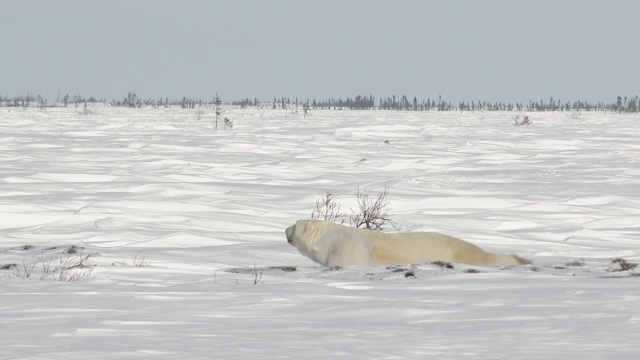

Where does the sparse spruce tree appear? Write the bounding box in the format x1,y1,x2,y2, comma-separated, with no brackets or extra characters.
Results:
224,117,233,129
214,93,222,130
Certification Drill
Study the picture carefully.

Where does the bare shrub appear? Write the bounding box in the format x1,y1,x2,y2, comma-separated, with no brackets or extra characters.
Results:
12,260,37,279
133,254,150,267
311,187,395,230
311,186,396,231
311,191,344,223
11,249,96,282
44,249,96,281
112,253,150,267
514,115,531,126
253,263,263,285
349,186,395,230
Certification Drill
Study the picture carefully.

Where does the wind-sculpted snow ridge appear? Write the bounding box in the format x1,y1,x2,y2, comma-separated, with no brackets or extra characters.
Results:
0,107,638,358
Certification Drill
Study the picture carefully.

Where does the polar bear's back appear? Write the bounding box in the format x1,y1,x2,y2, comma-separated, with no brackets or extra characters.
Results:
366,230,527,266
368,231,483,265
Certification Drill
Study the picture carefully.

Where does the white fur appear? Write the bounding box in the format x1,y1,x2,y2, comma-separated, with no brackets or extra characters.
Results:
285,219,529,267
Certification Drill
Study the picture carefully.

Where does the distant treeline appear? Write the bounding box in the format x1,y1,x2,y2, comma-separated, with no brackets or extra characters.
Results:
237,95,640,113
2,92,639,113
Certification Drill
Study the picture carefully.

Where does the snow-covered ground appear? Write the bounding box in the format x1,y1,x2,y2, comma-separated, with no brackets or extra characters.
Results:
1,106,639,359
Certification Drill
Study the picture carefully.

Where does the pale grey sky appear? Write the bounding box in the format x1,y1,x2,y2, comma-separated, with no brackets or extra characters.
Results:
2,0,638,104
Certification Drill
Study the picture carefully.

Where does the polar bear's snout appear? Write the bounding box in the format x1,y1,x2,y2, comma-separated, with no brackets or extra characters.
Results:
285,226,293,244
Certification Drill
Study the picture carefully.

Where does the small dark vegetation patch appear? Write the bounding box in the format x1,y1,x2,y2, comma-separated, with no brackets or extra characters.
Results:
323,266,342,271
227,265,297,274
20,245,34,251
272,266,297,272
404,271,415,278
431,261,454,269
464,269,480,274
1,263,18,270
566,260,584,267
65,245,84,254
609,258,638,272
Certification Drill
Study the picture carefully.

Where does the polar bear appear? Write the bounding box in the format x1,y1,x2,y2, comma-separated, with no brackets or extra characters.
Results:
285,219,529,267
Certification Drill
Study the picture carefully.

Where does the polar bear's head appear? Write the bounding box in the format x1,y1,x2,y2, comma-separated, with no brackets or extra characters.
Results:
285,220,342,259
286,219,375,266
286,220,321,258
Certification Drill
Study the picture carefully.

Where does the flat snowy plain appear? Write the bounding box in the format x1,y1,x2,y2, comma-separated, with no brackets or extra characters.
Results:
1,106,639,359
